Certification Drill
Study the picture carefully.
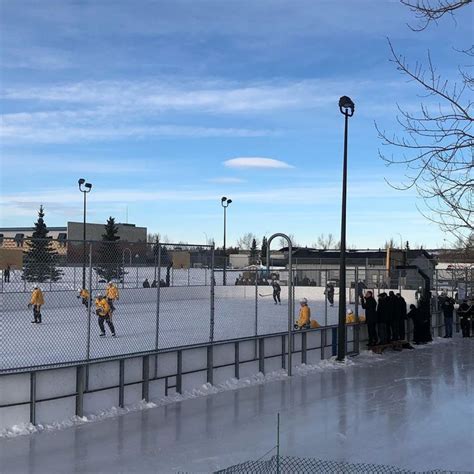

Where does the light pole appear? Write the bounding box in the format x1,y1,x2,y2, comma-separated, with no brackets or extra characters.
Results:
337,96,354,362
221,197,232,285
78,178,92,289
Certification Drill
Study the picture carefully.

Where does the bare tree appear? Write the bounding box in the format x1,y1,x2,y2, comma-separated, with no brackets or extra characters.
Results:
278,234,298,248
236,232,260,250
147,232,170,243
313,233,340,249
401,0,472,30
376,0,473,244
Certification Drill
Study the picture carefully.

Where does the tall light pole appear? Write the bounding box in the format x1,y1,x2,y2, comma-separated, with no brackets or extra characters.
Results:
78,178,92,289
337,96,354,362
221,196,232,285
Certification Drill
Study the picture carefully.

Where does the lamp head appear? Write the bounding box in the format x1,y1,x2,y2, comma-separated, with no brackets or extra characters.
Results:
85,182,92,190
339,96,355,115
221,196,227,203
227,199,232,205
78,178,85,186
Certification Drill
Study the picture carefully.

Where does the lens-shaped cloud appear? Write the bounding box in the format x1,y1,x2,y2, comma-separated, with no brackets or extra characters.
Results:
224,157,293,169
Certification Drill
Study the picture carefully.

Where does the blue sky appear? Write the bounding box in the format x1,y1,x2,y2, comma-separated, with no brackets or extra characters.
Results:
1,0,471,248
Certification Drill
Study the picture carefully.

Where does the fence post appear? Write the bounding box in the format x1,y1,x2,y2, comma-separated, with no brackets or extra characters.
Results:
86,245,93,368
354,266,360,354
30,372,36,425
210,245,215,343
255,268,258,338
154,245,162,355
142,355,149,402
76,365,86,417
324,269,328,327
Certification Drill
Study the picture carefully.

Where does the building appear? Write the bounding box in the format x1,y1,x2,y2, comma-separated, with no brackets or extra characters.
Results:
0,222,147,269
278,247,437,290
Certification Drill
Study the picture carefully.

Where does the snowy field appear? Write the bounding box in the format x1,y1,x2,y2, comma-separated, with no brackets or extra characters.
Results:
1,282,416,372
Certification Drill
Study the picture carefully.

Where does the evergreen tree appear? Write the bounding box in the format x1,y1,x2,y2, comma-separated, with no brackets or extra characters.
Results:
261,236,268,265
95,217,124,282
23,205,63,282
249,238,259,265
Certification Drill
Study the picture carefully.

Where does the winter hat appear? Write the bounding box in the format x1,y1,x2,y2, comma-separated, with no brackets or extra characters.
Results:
300,298,308,304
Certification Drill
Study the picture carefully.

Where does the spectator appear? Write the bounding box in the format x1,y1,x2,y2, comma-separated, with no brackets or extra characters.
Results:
408,304,424,344
418,295,433,343
143,278,150,288
387,291,399,341
361,291,378,346
458,299,472,338
151,279,157,288
377,293,389,344
396,293,407,340
4,264,11,283
441,296,455,338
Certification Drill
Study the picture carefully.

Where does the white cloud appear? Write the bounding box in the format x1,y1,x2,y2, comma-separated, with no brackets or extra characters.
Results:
224,157,294,169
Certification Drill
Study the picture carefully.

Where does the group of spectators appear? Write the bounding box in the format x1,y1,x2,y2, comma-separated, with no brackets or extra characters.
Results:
360,290,430,346
142,278,168,288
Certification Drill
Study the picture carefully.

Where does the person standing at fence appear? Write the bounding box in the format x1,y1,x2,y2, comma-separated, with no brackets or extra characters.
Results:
376,293,389,344
4,264,11,283
95,294,116,337
418,294,433,343
271,279,281,305
325,283,335,307
458,299,472,338
396,293,407,341
387,291,399,341
408,304,424,344
77,288,90,308
106,281,119,314
28,285,44,323
361,291,378,346
441,296,455,338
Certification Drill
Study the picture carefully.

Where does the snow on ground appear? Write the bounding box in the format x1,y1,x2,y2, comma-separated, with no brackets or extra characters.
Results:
0,347,388,439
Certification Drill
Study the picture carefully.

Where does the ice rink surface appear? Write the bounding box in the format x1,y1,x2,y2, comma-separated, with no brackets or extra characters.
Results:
0,338,472,473
2,287,367,370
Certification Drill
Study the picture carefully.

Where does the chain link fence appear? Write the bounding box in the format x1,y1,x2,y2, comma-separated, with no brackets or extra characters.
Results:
0,237,471,372
214,455,453,473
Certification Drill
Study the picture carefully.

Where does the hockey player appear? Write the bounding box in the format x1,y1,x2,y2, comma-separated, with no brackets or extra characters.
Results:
105,281,119,314
29,285,44,323
95,294,116,337
271,279,281,305
77,288,90,308
325,283,335,306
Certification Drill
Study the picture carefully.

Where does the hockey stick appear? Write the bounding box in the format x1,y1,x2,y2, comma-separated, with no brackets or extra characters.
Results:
258,293,273,297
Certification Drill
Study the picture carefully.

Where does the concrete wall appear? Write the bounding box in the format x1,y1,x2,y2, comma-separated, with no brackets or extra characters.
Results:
0,326,363,432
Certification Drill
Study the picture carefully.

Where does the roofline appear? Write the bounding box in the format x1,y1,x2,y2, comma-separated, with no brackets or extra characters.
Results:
0,227,67,232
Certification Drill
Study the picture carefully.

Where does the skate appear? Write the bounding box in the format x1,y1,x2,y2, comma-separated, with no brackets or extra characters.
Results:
99,332,106,337
112,333,117,338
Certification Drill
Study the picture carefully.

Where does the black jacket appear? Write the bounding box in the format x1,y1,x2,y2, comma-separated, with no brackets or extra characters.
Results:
361,296,377,324
441,299,455,318
377,297,389,324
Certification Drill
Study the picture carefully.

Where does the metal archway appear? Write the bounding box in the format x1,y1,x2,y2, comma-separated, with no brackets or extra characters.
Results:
266,233,294,375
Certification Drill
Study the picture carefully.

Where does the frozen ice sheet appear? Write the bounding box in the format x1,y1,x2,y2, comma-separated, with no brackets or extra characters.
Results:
0,338,472,473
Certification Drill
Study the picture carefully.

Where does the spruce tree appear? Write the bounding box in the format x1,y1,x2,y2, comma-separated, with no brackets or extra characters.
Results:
23,205,63,282
95,217,124,282
249,238,259,265
261,236,268,266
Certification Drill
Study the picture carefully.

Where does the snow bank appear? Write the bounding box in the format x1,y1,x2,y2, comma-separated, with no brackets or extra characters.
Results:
0,354,377,439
